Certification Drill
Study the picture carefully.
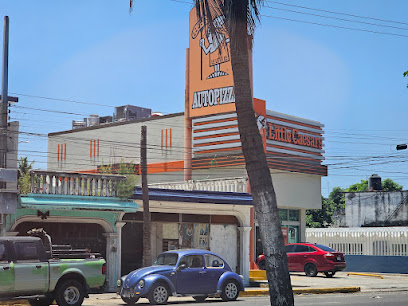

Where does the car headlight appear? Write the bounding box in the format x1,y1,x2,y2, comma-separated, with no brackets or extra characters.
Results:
117,279,122,287
138,279,145,288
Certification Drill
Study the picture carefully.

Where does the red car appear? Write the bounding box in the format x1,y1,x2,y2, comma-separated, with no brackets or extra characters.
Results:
256,243,346,277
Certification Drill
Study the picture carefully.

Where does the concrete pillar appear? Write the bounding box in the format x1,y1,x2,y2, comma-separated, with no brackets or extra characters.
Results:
300,209,306,243
238,226,251,286
103,232,119,292
115,221,126,281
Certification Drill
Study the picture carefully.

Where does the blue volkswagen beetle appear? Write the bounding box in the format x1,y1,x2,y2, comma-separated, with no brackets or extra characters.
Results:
118,249,245,304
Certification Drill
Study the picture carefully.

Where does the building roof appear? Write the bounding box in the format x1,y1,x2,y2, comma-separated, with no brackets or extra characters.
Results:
48,112,184,136
130,187,253,206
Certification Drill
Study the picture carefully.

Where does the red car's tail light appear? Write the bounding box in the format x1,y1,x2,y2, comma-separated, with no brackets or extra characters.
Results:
324,253,335,260
102,263,107,275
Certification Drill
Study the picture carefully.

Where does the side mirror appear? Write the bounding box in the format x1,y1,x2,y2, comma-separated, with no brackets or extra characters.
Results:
177,263,187,271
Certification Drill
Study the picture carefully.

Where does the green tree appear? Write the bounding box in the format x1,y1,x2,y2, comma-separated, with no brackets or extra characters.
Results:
130,1,294,304
382,178,403,191
18,157,34,194
346,179,368,192
100,163,138,199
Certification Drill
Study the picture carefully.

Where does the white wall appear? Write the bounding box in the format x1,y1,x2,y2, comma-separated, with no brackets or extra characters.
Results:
210,224,238,272
345,191,408,227
47,114,184,173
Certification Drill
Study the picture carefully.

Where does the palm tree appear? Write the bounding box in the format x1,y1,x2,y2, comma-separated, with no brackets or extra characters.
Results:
404,70,408,88
18,156,33,177
130,1,294,304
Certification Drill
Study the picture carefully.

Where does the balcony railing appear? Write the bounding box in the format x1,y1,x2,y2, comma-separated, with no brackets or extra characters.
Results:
149,177,248,193
30,170,127,197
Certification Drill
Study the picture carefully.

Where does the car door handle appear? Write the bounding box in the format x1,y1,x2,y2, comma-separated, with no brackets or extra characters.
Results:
3,266,10,270
36,265,42,269
199,271,206,274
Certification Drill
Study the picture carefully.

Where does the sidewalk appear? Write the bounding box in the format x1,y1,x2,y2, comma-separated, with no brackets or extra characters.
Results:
244,271,408,296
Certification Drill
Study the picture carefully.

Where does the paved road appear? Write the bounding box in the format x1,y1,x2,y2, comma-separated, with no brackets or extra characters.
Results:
84,291,408,305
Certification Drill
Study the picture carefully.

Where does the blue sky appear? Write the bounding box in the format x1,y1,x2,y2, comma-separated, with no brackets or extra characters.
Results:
1,0,408,196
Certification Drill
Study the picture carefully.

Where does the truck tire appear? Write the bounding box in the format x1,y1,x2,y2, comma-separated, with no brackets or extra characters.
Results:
55,279,85,306
28,296,54,306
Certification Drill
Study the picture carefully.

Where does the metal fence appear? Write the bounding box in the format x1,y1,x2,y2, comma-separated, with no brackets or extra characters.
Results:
149,177,248,193
306,227,408,256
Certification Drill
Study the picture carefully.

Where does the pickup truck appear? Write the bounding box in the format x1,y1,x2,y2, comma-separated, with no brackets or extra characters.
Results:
0,236,106,306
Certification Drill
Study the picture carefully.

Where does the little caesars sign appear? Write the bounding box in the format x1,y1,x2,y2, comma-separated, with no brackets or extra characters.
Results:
192,86,235,109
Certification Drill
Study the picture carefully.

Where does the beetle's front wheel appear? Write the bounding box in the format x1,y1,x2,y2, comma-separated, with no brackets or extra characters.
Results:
148,283,169,305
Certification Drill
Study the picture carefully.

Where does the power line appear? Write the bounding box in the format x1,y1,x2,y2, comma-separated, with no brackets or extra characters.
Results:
265,1,408,26
264,3,408,32
261,14,408,39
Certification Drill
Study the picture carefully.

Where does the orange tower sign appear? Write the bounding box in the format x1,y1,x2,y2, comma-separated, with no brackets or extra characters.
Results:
188,5,236,118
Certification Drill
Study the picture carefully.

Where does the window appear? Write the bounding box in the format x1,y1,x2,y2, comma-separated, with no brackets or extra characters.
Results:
154,253,178,266
289,210,299,221
279,209,300,222
294,245,309,253
285,245,296,253
0,243,8,262
279,209,288,222
315,244,336,253
179,255,204,268
14,242,39,261
205,254,224,268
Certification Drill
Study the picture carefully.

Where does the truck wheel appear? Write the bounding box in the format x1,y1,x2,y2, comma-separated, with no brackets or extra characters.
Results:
220,280,239,301
122,297,140,304
148,282,169,305
55,279,85,306
28,296,54,306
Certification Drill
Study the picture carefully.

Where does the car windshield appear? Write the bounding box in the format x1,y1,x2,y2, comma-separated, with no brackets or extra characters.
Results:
315,244,336,252
154,253,179,266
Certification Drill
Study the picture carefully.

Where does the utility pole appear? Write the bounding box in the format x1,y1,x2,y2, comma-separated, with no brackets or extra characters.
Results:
0,16,18,237
141,125,151,266
0,16,9,190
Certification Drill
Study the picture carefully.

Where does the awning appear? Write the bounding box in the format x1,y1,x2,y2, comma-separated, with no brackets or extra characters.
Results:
20,194,138,212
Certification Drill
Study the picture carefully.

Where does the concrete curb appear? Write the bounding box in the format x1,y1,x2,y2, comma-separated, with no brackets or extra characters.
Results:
0,287,361,305
240,287,361,297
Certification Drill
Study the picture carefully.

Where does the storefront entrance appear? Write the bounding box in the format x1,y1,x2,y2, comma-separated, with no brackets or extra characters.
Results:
14,222,107,259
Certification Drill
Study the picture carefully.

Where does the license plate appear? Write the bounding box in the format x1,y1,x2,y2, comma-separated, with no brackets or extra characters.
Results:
122,289,130,298
337,256,342,261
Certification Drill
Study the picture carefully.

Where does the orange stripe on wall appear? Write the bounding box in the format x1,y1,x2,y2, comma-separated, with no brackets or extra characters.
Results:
146,160,184,174
193,117,237,126
193,147,242,155
194,139,241,147
161,130,163,149
64,143,66,160
194,132,240,140
170,128,172,147
193,124,238,133
165,129,168,148
57,144,60,162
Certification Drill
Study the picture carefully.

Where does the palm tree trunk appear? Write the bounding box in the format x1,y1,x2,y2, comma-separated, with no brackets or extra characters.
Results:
229,16,294,306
